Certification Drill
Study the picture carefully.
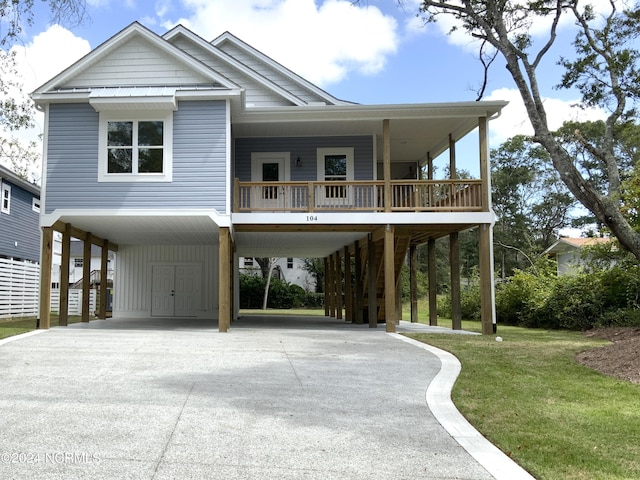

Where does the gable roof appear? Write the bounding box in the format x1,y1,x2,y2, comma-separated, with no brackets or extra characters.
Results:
544,237,612,255
211,31,352,106
0,164,40,196
31,22,240,102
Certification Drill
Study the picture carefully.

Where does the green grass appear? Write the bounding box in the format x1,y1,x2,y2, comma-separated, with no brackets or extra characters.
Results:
0,315,85,340
407,326,640,480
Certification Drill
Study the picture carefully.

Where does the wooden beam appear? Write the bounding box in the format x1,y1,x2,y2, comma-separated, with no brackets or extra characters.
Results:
410,245,418,323
383,119,391,212
81,233,92,322
367,235,377,328
344,246,352,322
51,221,119,252
219,227,231,332
98,239,109,319
479,116,490,212
335,251,343,320
428,238,437,326
384,225,396,332
38,227,53,330
328,253,336,317
324,257,330,316
478,224,496,335
59,223,71,326
354,241,364,324
450,232,462,330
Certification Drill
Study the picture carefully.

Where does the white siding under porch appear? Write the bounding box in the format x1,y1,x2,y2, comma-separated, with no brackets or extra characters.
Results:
113,245,218,319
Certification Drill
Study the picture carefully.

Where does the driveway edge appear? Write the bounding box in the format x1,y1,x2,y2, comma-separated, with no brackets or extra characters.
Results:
0,329,47,347
388,333,536,480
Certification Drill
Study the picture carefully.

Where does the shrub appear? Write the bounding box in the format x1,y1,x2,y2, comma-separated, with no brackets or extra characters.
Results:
239,273,321,309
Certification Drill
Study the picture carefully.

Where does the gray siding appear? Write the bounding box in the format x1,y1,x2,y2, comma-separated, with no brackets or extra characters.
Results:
45,101,228,214
0,181,40,261
234,136,374,181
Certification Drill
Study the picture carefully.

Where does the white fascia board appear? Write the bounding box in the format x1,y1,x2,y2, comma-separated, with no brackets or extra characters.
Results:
164,26,305,107
232,211,496,226
212,31,350,106
31,22,236,97
236,100,509,123
41,209,232,228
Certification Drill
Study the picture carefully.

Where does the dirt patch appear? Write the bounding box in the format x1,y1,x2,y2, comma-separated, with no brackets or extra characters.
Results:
576,327,640,384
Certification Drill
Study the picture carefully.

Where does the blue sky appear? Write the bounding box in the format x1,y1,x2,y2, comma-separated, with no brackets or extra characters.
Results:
6,0,608,177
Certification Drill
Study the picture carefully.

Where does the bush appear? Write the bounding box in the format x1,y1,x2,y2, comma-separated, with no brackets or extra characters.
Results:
239,273,321,309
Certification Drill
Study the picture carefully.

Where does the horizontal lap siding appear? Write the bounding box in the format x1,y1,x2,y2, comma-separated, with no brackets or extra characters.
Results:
170,37,292,107
218,43,324,105
46,101,228,213
235,136,374,181
63,37,210,88
0,182,40,261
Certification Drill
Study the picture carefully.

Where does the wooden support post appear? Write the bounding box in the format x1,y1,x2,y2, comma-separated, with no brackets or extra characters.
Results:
383,119,392,212
384,225,396,332
354,241,364,324
335,251,343,320
324,257,330,316
450,233,462,330
328,253,336,317
478,224,496,335
98,240,109,319
395,270,402,325
479,116,490,212
367,235,377,328
428,238,437,326
410,245,418,323
344,246,352,322
219,227,231,332
81,233,92,322
59,223,71,326
38,227,53,330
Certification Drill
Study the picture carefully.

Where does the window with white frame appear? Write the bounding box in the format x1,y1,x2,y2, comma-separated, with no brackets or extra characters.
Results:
316,147,354,199
74,258,83,268
32,197,40,213
1,183,10,214
98,111,173,182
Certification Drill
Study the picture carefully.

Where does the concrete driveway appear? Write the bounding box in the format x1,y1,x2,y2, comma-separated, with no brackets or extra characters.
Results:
0,315,533,479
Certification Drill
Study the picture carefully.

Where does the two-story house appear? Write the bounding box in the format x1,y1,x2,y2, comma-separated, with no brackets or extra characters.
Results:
0,164,41,317
32,22,506,334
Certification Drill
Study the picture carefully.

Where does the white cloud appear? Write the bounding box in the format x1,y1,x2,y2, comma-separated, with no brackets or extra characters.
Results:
486,87,606,145
167,0,399,86
1,25,90,175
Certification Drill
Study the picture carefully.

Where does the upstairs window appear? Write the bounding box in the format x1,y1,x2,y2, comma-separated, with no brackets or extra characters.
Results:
98,112,173,182
32,197,40,213
317,147,354,199
1,183,10,214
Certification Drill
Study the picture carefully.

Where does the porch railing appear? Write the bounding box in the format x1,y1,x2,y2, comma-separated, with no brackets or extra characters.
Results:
234,179,484,213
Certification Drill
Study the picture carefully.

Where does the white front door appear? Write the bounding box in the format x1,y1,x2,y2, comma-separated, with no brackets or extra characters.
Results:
151,264,200,317
251,152,290,210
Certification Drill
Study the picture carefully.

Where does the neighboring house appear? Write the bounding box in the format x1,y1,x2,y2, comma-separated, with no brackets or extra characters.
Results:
544,237,613,275
240,257,315,291
0,164,41,318
32,22,507,333
67,239,115,286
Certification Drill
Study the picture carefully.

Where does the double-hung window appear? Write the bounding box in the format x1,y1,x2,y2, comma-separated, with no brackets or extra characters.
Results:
98,112,173,182
1,183,10,214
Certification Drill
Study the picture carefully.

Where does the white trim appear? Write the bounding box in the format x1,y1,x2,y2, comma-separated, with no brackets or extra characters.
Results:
225,99,232,216
1,183,11,214
389,334,537,480
97,111,173,183
250,152,291,182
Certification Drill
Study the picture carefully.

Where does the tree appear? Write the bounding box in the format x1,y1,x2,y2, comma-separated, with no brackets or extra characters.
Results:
418,1,640,262
1,1,87,178
491,135,575,276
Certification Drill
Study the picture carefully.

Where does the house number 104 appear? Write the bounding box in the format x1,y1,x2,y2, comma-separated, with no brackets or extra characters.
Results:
306,215,318,221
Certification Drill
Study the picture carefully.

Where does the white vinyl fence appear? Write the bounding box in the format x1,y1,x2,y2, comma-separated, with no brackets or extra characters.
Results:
0,258,40,318
1,258,97,319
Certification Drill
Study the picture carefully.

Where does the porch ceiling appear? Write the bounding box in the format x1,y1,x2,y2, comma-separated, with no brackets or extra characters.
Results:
53,214,219,246
232,101,508,164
